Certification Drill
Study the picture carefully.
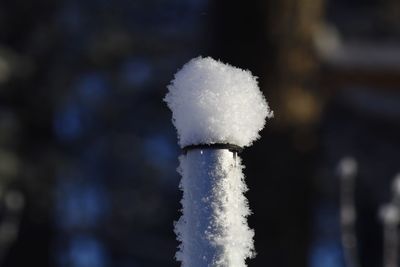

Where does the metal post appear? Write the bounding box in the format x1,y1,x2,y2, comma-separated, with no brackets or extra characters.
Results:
175,148,253,267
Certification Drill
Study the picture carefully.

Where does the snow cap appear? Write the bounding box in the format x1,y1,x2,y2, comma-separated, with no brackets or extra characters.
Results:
379,203,400,225
164,56,273,148
338,157,357,179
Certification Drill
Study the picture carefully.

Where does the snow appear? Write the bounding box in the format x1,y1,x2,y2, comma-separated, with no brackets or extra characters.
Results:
166,57,271,266
164,56,273,148
379,203,400,225
338,157,357,179
175,149,254,267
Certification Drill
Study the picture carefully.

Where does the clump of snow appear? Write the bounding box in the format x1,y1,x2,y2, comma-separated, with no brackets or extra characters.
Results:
175,149,254,267
164,56,273,148
379,203,400,225
338,157,357,179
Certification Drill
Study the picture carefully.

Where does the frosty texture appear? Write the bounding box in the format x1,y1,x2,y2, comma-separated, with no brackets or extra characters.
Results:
164,56,273,148
175,149,254,267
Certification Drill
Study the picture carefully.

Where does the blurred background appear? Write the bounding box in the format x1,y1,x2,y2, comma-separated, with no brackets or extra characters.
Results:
0,0,399,266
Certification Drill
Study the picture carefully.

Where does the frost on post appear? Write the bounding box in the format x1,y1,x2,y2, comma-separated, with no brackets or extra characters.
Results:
165,57,273,267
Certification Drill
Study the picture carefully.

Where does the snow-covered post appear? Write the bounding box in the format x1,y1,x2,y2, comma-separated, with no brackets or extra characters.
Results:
391,174,400,208
338,157,360,267
379,173,400,267
379,203,400,267
165,57,273,267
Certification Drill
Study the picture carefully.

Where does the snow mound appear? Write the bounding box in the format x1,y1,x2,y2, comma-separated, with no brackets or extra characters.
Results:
165,56,273,148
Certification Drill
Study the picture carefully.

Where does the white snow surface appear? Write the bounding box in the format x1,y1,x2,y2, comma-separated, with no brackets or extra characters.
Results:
164,56,273,148
175,149,254,267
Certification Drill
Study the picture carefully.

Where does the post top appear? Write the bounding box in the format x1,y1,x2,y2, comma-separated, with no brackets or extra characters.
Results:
164,56,273,148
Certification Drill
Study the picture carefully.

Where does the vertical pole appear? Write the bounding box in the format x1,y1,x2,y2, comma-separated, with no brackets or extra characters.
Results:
338,158,360,267
383,218,398,267
165,56,272,266
380,204,400,267
380,175,400,267
175,149,254,267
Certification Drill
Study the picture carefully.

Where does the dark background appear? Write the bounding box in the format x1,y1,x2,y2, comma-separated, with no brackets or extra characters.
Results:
0,0,399,266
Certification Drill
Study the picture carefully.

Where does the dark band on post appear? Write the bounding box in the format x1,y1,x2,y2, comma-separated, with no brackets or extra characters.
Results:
182,143,243,154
